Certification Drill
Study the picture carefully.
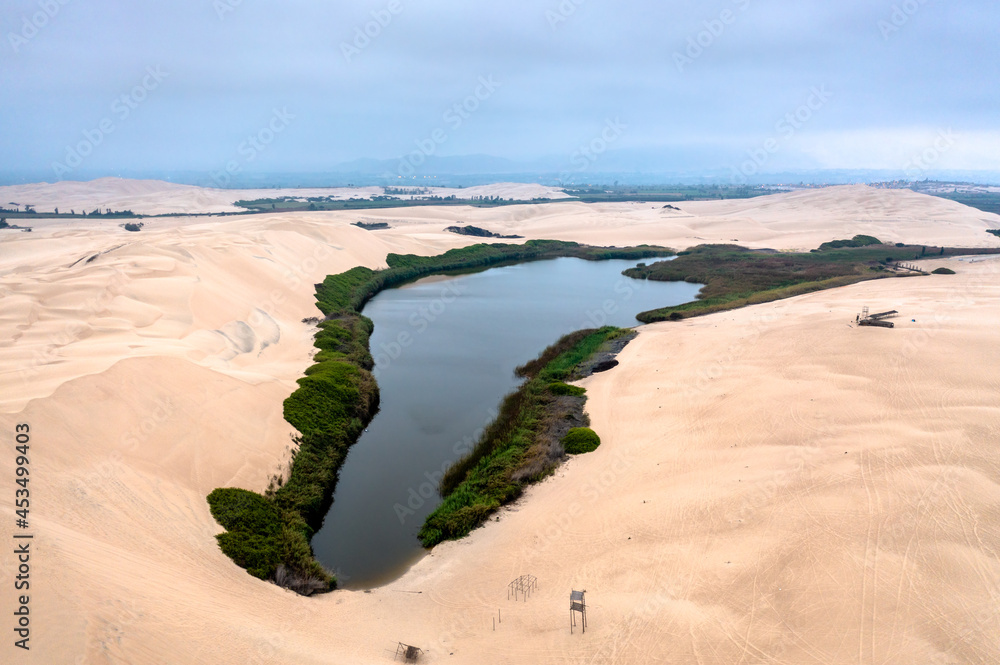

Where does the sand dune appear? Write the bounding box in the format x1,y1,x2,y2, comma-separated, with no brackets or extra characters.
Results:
0,178,569,216
0,182,998,664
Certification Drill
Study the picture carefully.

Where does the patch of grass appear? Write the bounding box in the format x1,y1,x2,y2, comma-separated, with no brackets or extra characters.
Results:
927,192,1000,216
311,315,375,369
816,235,882,251
215,531,281,580
932,267,956,275
533,328,632,382
420,328,623,548
315,266,379,315
548,381,586,397
562,427,601,454
207,489,282,580
208,488,282,536
445,225,522,239
282,360,378,437
562,184,772,203
629,241,1000,323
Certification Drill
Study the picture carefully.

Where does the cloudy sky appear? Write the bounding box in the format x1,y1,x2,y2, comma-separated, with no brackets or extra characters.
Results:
2,0,999,180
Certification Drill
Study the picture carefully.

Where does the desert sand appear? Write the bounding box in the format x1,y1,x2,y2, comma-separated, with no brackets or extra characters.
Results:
0,178,569,216
0,182,998,664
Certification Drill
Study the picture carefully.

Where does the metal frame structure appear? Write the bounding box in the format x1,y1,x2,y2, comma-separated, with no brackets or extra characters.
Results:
858,306,899,328
394,643,423,662
570,590,587,634
508,574,538,601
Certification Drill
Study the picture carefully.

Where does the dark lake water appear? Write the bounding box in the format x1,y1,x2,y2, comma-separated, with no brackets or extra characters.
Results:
310,257,701,588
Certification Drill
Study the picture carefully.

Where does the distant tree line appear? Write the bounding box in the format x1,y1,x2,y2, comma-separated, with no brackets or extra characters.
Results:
85,208,137,217
384,187,431,195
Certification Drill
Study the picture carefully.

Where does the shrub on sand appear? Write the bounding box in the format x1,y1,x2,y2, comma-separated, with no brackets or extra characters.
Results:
561,427,601,454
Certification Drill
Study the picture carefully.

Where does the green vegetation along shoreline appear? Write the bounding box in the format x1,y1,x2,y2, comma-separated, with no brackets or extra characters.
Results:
419,327,628,547
206,240,672,595
626,237,1000,323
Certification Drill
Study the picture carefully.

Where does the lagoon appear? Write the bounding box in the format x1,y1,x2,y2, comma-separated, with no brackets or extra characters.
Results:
310,256,701,588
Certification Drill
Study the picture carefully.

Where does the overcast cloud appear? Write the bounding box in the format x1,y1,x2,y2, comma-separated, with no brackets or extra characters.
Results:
1,0,998,180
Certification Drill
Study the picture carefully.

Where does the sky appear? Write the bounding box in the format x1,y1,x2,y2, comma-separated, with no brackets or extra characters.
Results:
1,0,999,182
